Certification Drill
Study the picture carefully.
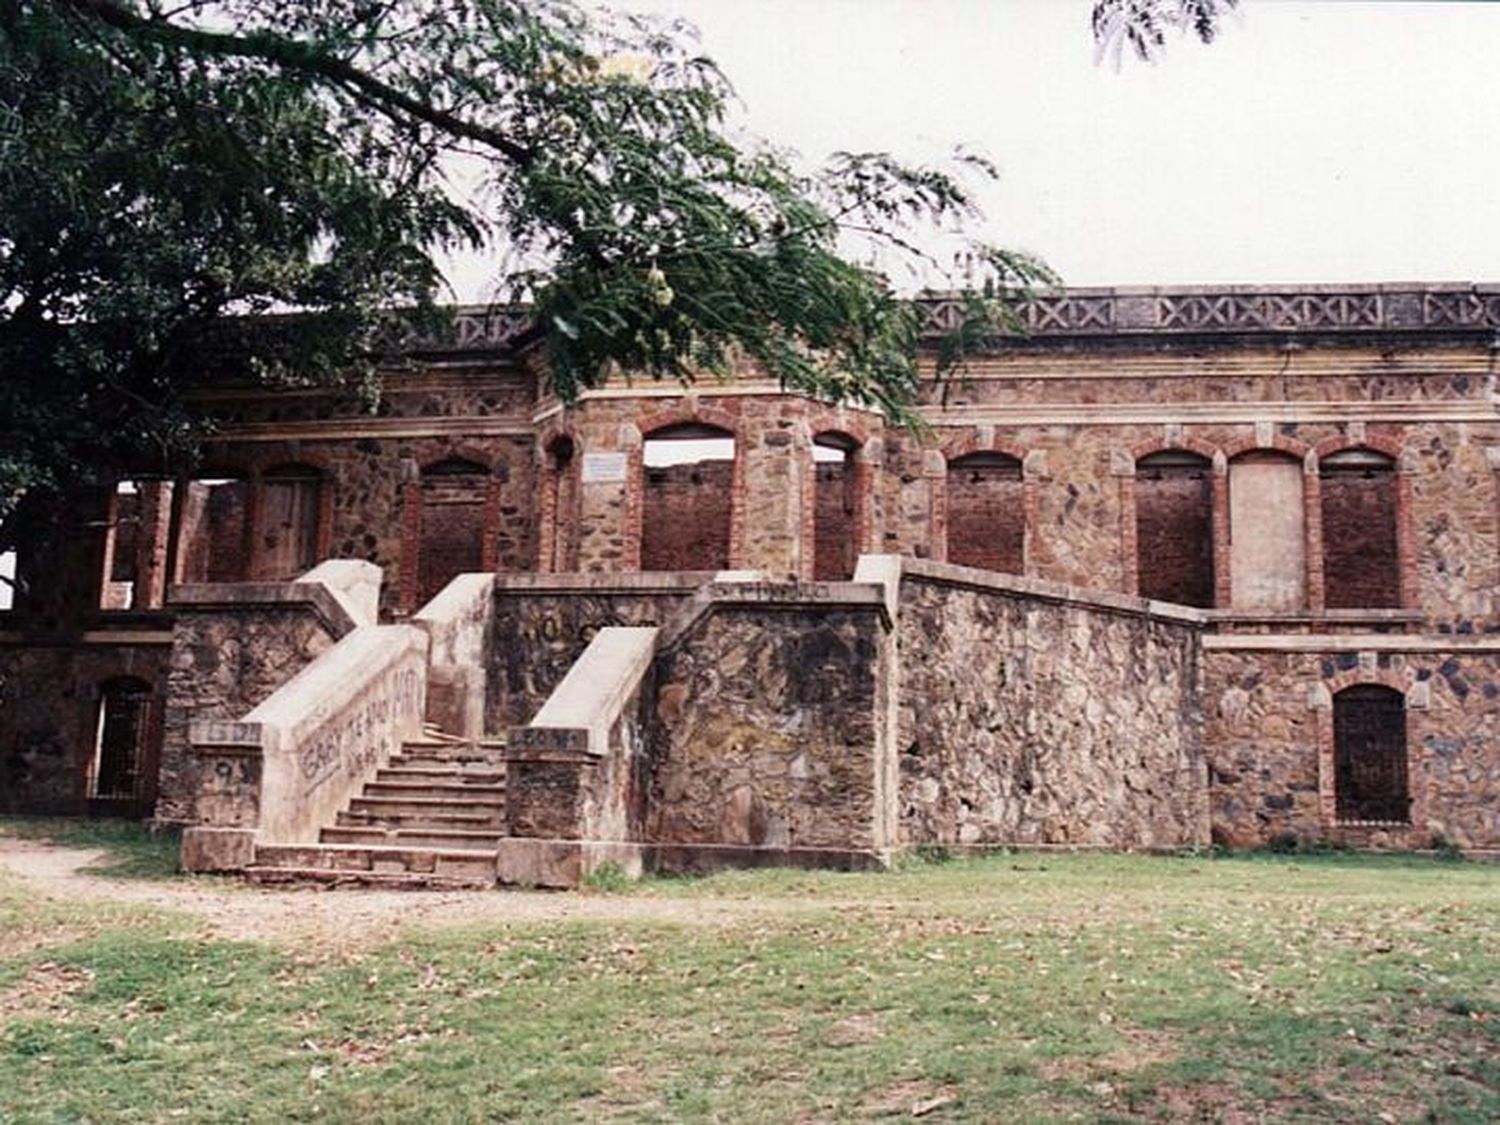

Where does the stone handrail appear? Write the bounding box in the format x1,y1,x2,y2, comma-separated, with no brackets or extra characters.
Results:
180,623,428,872
412,572,495,739
498,626,658,887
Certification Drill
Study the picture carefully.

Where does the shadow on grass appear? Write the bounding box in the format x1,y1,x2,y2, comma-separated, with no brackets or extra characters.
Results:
0,816,180,880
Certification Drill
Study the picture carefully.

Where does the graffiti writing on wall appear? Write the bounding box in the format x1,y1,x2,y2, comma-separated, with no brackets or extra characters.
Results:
297,665,422,792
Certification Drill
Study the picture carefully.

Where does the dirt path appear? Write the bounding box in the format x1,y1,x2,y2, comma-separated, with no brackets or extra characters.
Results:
0,837,819,949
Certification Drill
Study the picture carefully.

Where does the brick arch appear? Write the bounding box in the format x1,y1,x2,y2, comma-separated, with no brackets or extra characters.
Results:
1129,437,1221,467
804,405,873,451
635,403,742,443
1312,433,1405,464
418,445,502,476
1221,434,1311,461
939,431,1028,467
1324,667,1415,697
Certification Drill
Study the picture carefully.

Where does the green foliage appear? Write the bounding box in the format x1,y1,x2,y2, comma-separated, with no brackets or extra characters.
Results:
0,0,1057,546
1092,0,1238,65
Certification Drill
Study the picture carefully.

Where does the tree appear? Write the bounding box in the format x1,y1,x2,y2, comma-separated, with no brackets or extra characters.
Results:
0,0,1054,560
1091,0,1237,66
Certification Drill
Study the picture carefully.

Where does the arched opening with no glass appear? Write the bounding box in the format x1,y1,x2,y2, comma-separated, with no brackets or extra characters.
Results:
1135,450,1214,607
1320,449,1400,609
640,423,735,571
812,432,859,581
945,451,1024,574
1332,684,1410,824
418,457,491,605
543,436,579,572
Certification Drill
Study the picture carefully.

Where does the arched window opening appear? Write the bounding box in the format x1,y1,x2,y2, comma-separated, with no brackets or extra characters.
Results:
1135,451,1214,607
813,432,858,581
1228,451,1305,610
946,451,1024,574
90,676,153,803
1333,684,1410,824
255,464,322,580
419,457,490,605
641,423,735,571
172,476,250,584
1321,449,1400,609
545,437,578,572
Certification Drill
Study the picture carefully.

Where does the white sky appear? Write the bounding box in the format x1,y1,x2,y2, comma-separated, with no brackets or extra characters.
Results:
442,0,1500,299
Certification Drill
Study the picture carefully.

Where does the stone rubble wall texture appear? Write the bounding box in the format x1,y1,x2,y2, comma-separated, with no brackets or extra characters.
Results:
155,604,339,826
895,572,1208,849
646,603,888,854
0,642,169,814
1204,648,1500,849
486,583,700,729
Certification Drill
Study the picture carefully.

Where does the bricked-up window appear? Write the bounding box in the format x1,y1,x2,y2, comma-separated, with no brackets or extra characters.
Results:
419,457,489,605
90,676,152,801
1333,684,1410,823
255,464,322,580
813,433,858,581
946,452,1024,574
1321,449,1400,609
99,481,141,610
1228,451,1306,610
1136,451,1214,607
172,477,250,584
641,423,735,571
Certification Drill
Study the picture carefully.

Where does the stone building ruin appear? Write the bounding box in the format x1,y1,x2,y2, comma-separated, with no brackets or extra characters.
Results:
3,284,1499,885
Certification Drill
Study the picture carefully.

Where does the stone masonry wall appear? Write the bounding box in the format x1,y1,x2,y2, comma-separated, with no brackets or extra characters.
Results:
155,604,340,825
1204,647,1500,850
896,566,1207,849
647,601,888,854
0,641,170,814
487,579,701,730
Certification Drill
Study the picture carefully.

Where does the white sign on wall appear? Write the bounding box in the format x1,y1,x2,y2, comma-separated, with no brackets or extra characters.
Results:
581,451,629,484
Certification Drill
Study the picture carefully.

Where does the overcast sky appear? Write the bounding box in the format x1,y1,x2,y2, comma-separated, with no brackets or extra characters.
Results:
444,0,1500,300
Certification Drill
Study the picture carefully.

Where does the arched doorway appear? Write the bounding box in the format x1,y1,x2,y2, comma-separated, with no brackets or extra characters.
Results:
1333,685,1409,824
89,676,157,817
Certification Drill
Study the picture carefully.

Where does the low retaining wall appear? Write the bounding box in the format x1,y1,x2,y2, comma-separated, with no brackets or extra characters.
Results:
888,557,1209,850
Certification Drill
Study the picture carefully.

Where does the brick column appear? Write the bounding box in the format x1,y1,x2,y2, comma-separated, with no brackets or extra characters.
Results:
1304,456,1325,613
481,476,502,573
1115,452,1138,596
1395,466,1419,610
1211,454,1231,608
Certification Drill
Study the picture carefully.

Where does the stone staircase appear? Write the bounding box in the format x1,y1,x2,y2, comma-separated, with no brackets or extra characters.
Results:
244,728,508,889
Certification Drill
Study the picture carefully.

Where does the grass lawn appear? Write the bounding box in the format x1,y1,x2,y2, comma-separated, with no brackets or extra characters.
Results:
1,825,1497,1122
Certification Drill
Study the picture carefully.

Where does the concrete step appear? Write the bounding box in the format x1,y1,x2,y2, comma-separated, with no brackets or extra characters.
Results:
244,866,488,891
321,825,504,851
253,843,496,883
361,781,507,800
376,766,505,785
346,796,506,824
392,748,507,768
336,807,500,830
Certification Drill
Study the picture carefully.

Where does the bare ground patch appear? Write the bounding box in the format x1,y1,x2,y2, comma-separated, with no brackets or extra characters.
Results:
0,837,841,948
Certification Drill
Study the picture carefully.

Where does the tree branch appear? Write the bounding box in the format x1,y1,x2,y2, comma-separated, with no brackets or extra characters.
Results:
56,0,536,166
